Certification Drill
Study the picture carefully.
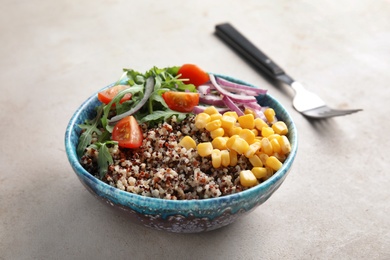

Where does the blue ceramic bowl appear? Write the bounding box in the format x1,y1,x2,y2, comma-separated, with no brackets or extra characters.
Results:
65,74,298,233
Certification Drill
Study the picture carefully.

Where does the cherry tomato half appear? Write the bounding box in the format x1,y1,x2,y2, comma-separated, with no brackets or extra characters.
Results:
177,64,210,87
98,85,132,105
112,116,143,149
162,91,200,113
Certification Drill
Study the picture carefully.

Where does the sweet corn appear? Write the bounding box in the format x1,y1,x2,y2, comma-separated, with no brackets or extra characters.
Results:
239,129,256,144
267,134,281,141
251,129,259,136
197,142,213,157
258,153,269,165
179,136,197,150
249,154,263,167
229,150,238,166
272,121,288,135
203,106,219,115
212,136,228,150
238,113,255,129
194,113,211,129
210,128,224,139
273,152,287,163
266,156,283,171
254,117,268,131
240,170,258,187
261,138,273,156
264,108,276,123
265,167,274,179
231,137,249,154
211,149,222,168
278,135,291,154
244,108,256,117
205,119,222,131
223,111,238,119
210,113,222,121
261,126,274,138
229,126,242,136
270,138,281,154
252,167,268,179
221,115,236,130
220,150,230,167
245,141,261,158
226,135,239,150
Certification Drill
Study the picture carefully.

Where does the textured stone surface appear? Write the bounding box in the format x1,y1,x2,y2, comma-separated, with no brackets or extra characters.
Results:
1,0,389,259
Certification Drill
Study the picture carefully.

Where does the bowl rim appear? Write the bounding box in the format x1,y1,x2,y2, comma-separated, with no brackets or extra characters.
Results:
65,73,298,208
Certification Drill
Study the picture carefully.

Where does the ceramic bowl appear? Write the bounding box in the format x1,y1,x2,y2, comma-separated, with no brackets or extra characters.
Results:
65,74,298,233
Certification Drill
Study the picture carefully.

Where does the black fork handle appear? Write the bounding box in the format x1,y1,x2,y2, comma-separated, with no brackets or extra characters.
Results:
215,23,293,84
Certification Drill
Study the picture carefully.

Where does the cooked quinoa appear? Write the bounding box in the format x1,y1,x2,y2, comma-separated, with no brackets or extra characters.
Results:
80,115,261,200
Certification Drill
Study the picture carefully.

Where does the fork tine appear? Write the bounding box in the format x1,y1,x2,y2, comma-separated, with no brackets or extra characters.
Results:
302,106,362,119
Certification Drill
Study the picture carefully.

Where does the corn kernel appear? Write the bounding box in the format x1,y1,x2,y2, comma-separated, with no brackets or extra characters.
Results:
266,156,283,171
179,136,197,150
278,135,291,154
254,117,268,131
270,138,281,154
220,150,230,167
245,141,261,158
273,152,287,162
223,111,238,119
203,106,219,115
221,115,236,130
244,108,256,117
267,134,281,141
231,137,250,154
210,128,225,139
229,150,238,166
239,129,256,144
261,126,274,138
265,167,274,179
261,138,273,156
249,154,263,167
210,113,223,121
211,149,222,168
226,135,239,150
272,121,288,135
251,167,268,179
205,119,222,131
240,170,258,187
238,114,255,129
264,108,276,123
197,142,213,157
257,153,269,165
229,126,242,136
194,113,210,129
212,136,228,150
251,129,259,136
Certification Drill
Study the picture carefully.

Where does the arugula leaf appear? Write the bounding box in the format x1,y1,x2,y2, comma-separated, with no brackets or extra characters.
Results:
77,105,104,157
90,141,117,179
139,109,188,124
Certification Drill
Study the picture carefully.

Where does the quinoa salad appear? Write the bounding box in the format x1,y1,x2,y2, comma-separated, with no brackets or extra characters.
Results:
78,65,291,200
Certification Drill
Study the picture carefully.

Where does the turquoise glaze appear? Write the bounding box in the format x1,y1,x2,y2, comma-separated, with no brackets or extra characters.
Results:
65,74,298,233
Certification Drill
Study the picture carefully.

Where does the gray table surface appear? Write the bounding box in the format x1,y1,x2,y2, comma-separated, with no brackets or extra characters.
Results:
1,0,389,259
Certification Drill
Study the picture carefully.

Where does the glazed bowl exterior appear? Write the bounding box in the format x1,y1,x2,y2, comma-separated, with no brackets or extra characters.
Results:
65,74,298,233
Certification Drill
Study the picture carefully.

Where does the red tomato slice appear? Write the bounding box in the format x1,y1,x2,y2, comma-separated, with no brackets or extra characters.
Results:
98,85,132,105
162,91,199,113
178,64,210,87
112,116,143,149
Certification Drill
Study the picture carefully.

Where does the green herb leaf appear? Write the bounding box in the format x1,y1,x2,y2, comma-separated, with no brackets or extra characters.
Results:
139,109,188,124
77,105,104,157
90,141,117,179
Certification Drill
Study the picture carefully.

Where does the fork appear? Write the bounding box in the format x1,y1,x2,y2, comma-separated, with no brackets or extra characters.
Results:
215,23,362,119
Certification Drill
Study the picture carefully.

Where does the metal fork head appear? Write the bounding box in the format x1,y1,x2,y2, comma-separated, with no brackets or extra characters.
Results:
300,106,363,119
290,82,362,119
